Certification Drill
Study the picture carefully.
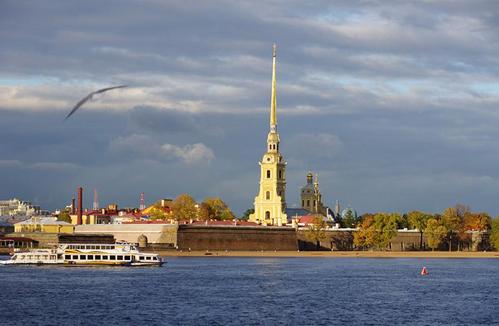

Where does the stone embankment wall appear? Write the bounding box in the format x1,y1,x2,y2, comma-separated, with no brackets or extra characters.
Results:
6,232,60,247
75,224,178,247
177,225,298,251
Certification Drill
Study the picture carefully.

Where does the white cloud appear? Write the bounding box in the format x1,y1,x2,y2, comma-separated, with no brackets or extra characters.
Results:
110,134,215,164
161,143,215,164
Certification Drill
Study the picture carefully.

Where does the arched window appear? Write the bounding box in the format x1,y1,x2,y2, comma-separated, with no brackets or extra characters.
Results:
265,211,270,220
307,200,310,207
313,200,316,207
269,145,272,150
302,200,305,207
266,170,271,178
266,191,270,200
278,170,282,179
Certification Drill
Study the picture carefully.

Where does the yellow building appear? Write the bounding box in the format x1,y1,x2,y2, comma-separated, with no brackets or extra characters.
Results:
70,212,111,225
249,44,287,226
14,216,75,234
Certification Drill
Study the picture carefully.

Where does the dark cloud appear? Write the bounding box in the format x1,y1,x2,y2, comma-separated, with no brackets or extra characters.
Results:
2,1,499,215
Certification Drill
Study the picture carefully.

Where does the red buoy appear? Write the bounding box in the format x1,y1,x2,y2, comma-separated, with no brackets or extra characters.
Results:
421,266,428,276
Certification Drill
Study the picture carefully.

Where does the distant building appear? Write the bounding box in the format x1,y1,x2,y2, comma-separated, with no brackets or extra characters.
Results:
0,198,40,216
14,216,74,234
70,210,112,225
300,172,327,216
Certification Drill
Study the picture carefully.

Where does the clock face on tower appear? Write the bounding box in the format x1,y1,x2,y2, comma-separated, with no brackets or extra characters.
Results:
264,155,274,163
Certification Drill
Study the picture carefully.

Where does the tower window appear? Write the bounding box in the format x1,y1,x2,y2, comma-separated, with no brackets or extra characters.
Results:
269,145,272,150
313,200,316,207
278,170,282,179
266,170,271,178
265,211,270,220
266,191,270,200
307,200,310,207
302,200,304,207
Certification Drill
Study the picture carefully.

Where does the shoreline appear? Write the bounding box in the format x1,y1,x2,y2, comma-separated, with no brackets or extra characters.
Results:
150,250,499,259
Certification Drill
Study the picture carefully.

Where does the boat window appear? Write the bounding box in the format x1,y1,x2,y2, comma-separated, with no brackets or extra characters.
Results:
153,257,158,261
146,256,152,260
95,255,101,260
79,255,86,260
117,255,123,260
139,256,144,260
72,255,78,260
65,255,71,260
124,256,130,260
88,255,94,260
110,255,116,260
102,255,108,260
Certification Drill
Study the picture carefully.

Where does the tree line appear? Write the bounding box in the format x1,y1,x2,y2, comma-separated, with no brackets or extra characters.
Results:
352,204,499,251
148,193,236,222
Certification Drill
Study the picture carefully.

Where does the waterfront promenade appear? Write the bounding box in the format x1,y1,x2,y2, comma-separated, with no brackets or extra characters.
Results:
152,250,499,259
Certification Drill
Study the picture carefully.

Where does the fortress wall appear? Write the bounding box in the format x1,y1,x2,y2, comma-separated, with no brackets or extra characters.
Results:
297,229,426,251
75,224,178,246
177,225,298,251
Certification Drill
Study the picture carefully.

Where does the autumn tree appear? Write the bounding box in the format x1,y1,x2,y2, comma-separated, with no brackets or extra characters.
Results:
424,218,447,251
441,206,464,251
148,205,168,220
202,197,235,220
354,213,398,250
197,202,212,221
57,209,72,223
305,216,327,250
490,217,499,250
353,214,375,250
172,193,198,221
407,211,431,250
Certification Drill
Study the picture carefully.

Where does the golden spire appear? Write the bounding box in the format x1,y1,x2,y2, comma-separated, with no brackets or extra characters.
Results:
270,43,277,132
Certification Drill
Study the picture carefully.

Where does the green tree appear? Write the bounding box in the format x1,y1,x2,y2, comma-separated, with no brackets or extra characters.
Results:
424,218,447,251
489,217,499,250
341,209,357,228
372,213,399,250
442,207,464,251
305,216,327,250
202,197,235,220
57,210,72,223
407,211,430,250
241,208,254,220
172,193,198,221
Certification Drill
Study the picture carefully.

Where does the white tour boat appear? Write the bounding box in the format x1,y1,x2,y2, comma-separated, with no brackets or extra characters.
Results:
0,242,164,266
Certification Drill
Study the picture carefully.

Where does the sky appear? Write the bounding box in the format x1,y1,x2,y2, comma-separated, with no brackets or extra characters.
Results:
2,0,499,216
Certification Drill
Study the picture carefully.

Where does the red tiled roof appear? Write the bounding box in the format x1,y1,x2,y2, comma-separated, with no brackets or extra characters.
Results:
298,215,319,225
123,220,170,224
191,220,260,226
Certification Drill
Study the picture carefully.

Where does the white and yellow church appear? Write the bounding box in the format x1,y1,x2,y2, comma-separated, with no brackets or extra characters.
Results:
249,45,346,226
249,44,288,226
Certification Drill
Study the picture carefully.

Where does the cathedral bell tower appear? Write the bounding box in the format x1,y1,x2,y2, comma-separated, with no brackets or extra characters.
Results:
249,44,287,226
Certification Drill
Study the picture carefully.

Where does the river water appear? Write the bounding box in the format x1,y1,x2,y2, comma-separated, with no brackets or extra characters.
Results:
0,257,498,325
